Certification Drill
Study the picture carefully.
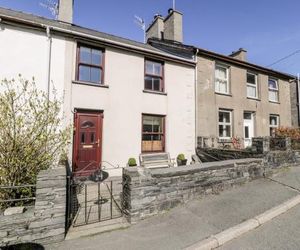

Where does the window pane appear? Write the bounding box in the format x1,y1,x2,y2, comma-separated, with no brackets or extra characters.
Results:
244,113,252,120
79,65,90,82
153,78,161,91
269,90,278,102
219,111,230,123
247,73,256,84
146,61,162,76
145,76,153,90
270,116,278,126
216,66,227,79
81,133,85,144
247,85,257,98
268,79,278,89
91,133,95,143
142,134,152,141
91,49,102,65
219,125,231,137
146,61,154,74
153,63,161,75
219,81,227,93
245,126,249,138
91,67,101,83
80,47,91,64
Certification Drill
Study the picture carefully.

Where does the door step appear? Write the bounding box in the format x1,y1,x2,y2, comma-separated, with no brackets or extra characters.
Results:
66,217,130,240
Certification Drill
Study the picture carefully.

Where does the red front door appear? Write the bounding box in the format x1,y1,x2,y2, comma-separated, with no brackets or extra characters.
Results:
73,111,103,176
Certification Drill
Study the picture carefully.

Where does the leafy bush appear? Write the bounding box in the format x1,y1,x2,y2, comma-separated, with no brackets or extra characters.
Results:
128,158,137,166
0,76,70,209
177,154,186,161
275,127,300,139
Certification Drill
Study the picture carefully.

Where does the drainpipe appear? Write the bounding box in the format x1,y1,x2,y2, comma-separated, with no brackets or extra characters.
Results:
194,49,199,150
297,73,300,127
45,26,52,101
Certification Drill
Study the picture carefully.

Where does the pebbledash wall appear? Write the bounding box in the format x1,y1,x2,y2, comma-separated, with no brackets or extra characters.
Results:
0,167,66,247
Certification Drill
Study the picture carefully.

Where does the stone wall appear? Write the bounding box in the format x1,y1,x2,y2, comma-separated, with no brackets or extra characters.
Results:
123,158,269,223
0,167,66,247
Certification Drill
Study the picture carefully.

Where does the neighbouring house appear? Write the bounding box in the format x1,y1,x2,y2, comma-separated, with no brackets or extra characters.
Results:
0,1,196,176
146,9,296,149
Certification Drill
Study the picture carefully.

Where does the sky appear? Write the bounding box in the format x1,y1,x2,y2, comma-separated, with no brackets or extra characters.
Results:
1,0,300,75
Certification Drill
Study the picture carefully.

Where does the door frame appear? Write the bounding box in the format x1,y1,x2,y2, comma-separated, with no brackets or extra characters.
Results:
72,109,104,174
243,111,255,148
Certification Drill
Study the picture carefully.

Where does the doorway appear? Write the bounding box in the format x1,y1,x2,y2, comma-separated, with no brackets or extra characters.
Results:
243,112,254,148
73,110,103,176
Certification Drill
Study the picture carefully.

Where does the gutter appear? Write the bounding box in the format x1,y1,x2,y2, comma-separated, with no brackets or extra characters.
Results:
194,49,199,150
0,14,195,67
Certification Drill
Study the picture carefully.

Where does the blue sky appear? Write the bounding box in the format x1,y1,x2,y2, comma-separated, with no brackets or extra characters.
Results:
1,0,300,75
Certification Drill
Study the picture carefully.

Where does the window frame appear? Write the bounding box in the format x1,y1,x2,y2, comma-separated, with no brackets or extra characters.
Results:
218,109,232,139
141,114,165,153
76,43,105,85
269,114,279,136
268,77,279,102
246,72,258,99
144,59,164,93
215,63,230,95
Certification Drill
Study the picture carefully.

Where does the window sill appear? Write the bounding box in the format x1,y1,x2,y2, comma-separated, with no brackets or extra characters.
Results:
247,97,260,101
215,92,232,97
143,90,167,96
269,100,280,104
72,80,109,88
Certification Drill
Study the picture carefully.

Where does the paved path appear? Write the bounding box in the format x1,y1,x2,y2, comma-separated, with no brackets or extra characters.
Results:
48,167,300,250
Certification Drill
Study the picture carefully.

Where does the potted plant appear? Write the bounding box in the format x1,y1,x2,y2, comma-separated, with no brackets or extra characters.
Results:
128,157,137,167
177,154,187,166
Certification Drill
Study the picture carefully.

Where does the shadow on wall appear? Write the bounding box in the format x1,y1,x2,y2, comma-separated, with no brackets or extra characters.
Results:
1,243,44,250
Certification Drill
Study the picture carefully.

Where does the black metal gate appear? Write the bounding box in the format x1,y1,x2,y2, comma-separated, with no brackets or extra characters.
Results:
66,171,126,230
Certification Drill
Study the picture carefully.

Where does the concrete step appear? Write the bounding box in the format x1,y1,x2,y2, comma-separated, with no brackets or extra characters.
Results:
65,217,130,240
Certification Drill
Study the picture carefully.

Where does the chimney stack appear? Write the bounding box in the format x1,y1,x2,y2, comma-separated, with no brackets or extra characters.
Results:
163,8,183,43
146,8,183,43
145,14,164,41
58,0,74,23
229,48,247,61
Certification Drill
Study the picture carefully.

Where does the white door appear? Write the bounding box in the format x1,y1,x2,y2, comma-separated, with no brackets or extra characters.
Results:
244,112,254,148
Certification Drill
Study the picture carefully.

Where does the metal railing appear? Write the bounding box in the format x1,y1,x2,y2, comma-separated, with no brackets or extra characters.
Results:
0,184,36,210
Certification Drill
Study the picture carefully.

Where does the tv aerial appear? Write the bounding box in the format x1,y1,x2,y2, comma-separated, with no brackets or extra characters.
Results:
39,0,59,19
134,15,146,43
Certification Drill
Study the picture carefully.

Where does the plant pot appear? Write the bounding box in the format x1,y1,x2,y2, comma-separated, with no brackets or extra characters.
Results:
128,164,137,167
177,159,187,166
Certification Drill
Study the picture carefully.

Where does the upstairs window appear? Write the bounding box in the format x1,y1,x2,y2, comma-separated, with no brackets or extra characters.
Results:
145,60,164,92
247,72,258,98
268,78,279,102
76,45,104,84
269,115,279,136
218,109,232,139
215,64,229,94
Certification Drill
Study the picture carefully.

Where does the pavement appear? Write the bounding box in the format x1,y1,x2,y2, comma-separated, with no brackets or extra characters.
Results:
48,166,300,250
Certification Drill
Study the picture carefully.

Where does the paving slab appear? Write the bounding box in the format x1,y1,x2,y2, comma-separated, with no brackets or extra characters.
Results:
48,167,300,250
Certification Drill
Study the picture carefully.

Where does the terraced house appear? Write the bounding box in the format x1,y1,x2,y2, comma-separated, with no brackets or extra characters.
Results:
0,1,196,176
145,9,295,149
0,0,296,177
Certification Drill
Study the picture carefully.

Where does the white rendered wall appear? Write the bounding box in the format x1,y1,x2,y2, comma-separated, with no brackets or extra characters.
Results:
70,47,195,175
0,25,66,101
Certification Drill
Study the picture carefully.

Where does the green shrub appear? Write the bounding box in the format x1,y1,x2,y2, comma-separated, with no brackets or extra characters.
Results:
177,154,186,161
0,76,71,210
128,158,137,166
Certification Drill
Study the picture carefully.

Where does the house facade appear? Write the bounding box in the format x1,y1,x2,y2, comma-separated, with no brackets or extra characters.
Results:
0,3,196,176
145,9,295,149
196,48,294,148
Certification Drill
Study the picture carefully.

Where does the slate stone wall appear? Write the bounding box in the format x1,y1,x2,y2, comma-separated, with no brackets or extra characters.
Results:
0,167,66,247
123,158,268,223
